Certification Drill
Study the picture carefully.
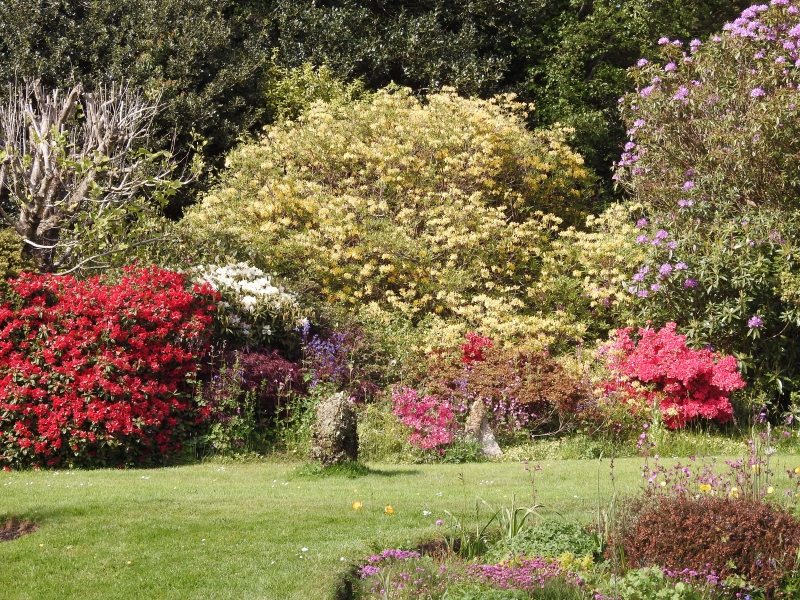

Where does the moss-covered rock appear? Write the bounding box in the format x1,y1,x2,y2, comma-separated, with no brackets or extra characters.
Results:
310,392,358,467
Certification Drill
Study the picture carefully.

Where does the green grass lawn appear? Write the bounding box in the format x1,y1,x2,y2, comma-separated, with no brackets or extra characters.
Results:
1,456,798,600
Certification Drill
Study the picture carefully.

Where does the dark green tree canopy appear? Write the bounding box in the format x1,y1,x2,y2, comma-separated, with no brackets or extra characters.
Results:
0,0,752,209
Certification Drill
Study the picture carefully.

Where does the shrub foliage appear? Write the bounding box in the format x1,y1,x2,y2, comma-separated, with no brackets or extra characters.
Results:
184,87,593,348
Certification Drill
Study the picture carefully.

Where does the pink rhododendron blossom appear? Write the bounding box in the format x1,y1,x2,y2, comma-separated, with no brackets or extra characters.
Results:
601,323,745,429
392,388,457,450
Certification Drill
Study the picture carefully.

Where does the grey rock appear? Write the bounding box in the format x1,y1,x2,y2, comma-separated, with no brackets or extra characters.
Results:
465,398,502,457
310,391,359,466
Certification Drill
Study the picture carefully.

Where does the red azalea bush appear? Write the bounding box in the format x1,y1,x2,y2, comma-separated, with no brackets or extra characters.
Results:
460,331,493,364
391,387,458,451
601,322,746,428
0,267,217,468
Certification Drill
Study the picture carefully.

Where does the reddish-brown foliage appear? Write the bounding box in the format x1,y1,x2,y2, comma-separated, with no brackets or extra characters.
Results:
620,495,800,592
425,347,586,437
204,349,305,418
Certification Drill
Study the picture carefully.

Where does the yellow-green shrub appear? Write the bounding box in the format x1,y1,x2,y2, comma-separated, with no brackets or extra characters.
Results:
183,87,593,349
0,228,34,279
530,203,647,340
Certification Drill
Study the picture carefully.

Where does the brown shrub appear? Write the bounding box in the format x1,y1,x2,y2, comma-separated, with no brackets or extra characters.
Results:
424,347,586,438
619,495,800,592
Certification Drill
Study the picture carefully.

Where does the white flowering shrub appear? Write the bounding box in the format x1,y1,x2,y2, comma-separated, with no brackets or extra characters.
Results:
192,262,303,348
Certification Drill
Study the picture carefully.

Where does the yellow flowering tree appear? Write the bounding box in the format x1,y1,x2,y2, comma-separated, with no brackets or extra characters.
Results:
183,87,593,350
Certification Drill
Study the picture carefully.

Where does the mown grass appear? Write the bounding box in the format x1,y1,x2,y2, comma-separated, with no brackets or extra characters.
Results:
1,456,798,600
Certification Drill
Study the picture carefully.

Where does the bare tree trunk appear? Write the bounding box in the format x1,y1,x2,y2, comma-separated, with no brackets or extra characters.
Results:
0,80,181,272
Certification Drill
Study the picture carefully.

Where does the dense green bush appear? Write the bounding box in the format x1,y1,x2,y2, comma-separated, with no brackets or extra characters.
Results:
0,228,33,279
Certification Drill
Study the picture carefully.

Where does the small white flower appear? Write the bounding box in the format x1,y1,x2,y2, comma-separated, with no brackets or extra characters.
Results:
423,510,431,516
301,547,308,552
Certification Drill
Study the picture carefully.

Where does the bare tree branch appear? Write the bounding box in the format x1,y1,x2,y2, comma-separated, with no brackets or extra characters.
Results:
0,80,184,272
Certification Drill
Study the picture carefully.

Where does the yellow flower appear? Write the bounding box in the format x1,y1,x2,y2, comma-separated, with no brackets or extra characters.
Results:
751,464,760,473
384,505,394,515
767,487,775,495
795,467,800,474
352,501,363,510
659,481,666,487
699,484,712,493
729,487,739,498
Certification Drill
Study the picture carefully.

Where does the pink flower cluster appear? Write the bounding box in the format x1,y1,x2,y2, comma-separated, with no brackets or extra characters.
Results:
603,322,746,429
391,387,457,450
463,556,583,592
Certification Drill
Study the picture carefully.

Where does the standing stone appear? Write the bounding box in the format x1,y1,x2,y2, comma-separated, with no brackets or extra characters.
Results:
310,392,359,466
465,398,502,457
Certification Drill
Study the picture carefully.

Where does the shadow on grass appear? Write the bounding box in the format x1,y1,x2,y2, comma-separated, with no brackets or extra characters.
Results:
293,462,420,479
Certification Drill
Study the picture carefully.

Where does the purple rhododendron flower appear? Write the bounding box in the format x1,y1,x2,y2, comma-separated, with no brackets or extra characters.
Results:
637,58,649,67
684,278,698,288
658,37,670,45
656,230,669,239
748,316,763,328
751,87,766,97
659,264,673,276
664,62,677,72
638,290,649,298
675,262,688,270
683,181,695,190
667,241,678,249
636,218,648,228
632,273,645,283
634,119,646,127
636,235,648,244
673,86,690,101
678,199,694,208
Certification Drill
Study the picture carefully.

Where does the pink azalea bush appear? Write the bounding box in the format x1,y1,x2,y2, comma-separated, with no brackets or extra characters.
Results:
602,322,746,428
391,387,458,451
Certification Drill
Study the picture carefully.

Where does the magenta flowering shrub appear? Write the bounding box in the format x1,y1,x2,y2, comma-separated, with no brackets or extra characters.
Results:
602,323,746,428
463,557,584,593
391,387,458,451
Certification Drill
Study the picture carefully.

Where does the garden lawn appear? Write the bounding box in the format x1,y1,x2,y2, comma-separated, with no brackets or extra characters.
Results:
0,457,797,600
